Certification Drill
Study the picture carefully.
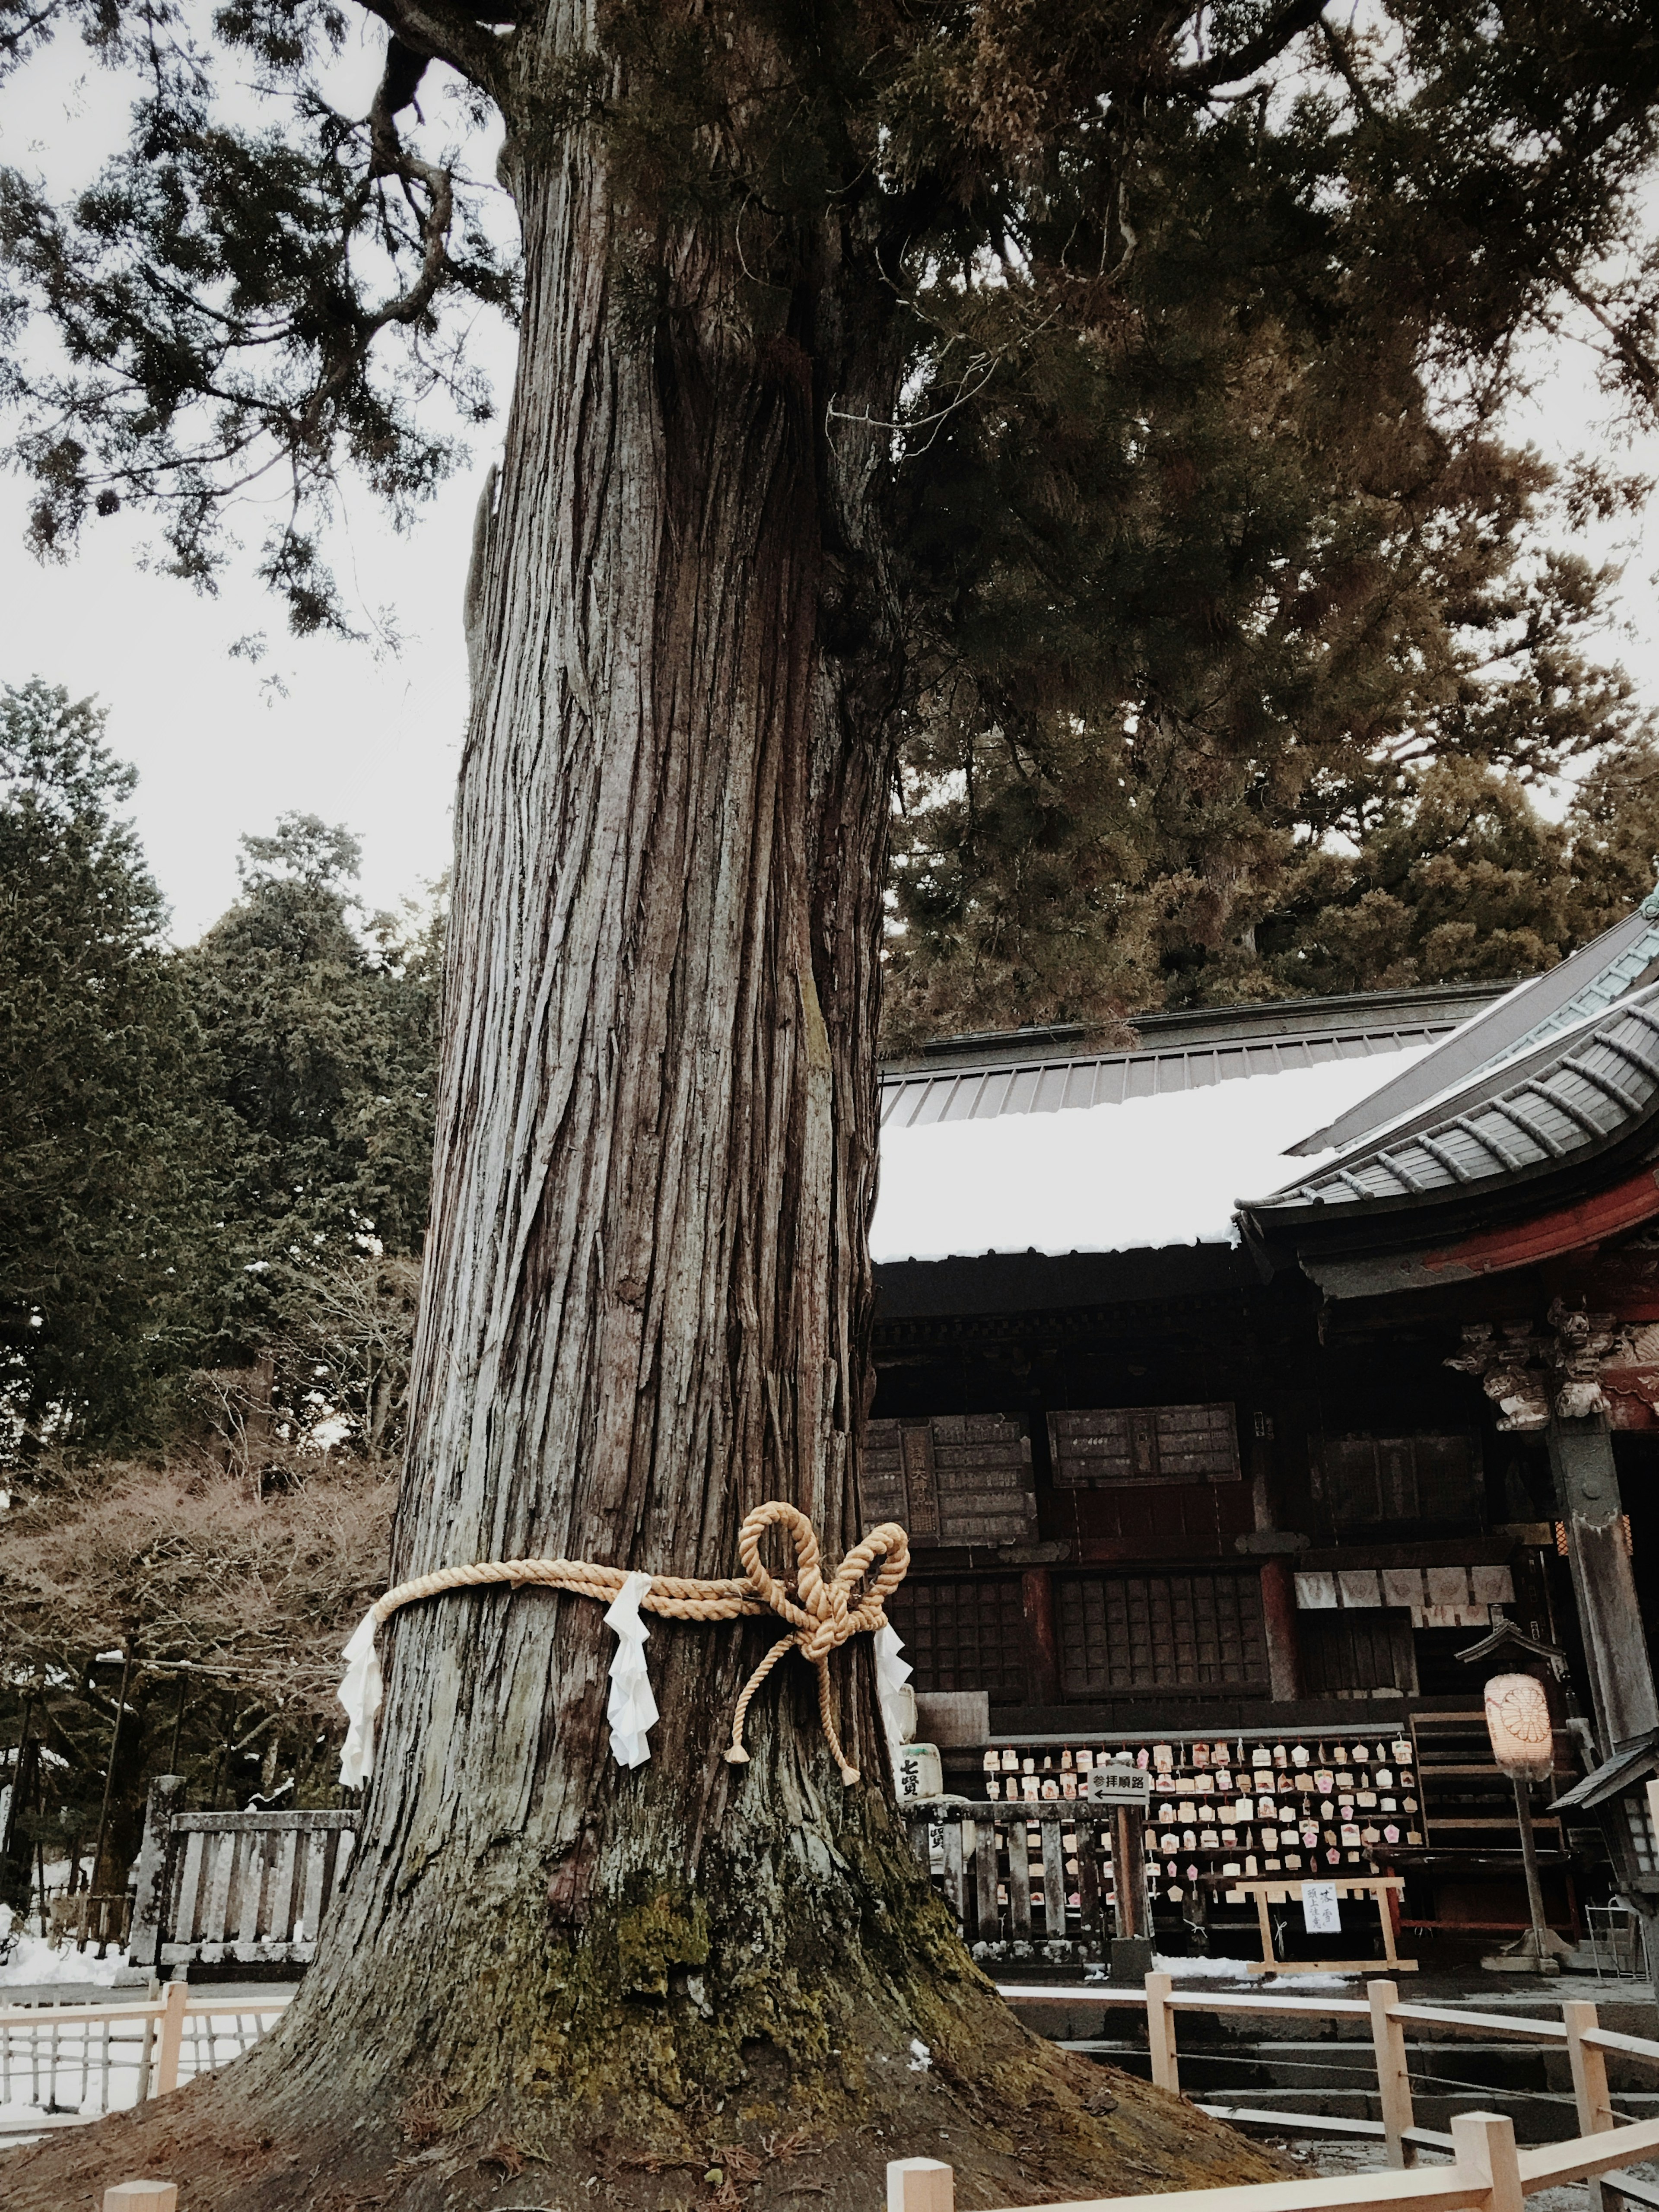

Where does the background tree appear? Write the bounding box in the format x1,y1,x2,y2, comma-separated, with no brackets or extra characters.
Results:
181,812,439,1356
4,1,1659,2206
0,680,207,1449
883,73,1659,1039
0,1443,396,1908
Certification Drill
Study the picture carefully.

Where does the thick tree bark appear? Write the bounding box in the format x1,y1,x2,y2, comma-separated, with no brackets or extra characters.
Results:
231,41,965,2142
5,29,1288,2212
270,65,918,2114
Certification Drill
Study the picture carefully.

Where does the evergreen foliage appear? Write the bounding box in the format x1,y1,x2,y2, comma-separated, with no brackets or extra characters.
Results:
3,0,1657,1048
179,810,441,1367
0,680,206,1442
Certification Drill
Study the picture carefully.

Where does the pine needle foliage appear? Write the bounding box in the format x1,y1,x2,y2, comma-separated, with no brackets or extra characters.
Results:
2,0,1657,1047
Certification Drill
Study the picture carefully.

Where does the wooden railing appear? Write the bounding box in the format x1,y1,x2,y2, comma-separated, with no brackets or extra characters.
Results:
987,1972,1659,2203
128,1778,359,1971
47,1891,134,1955
0,1984,291,2133
886,2099,1659,2212
83,1977,1659,2212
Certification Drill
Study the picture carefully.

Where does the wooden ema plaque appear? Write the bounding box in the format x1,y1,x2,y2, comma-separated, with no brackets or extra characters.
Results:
862,1415,1036,1546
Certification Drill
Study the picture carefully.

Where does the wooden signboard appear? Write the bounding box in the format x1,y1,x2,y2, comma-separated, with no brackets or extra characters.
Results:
862,1416,1035,1547
1317,1432,1481,1526
1049,1403,1241,1488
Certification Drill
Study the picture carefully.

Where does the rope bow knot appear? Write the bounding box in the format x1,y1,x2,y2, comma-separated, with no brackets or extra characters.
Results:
725,1501,910,1784
340,1500,909,1790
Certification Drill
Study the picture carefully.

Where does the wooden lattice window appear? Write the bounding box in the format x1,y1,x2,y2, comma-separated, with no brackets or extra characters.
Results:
1055,1571,1267,1694
1297,1609,1418,1697
884,1576,1032,1696
1049,1403,1241,1488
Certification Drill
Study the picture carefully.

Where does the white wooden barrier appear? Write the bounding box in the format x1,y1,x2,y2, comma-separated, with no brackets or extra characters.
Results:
890,2105,1659,2212
0,1982,291,2127
966,1972,1659,2210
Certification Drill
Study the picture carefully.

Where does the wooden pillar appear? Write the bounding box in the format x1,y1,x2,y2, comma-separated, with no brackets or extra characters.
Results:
887,2161,953,2212
1112,1804,1148,1940
1144,1970,1179,2093
153,1977,188,2096
1368,1978,1415,2168
1450,2113,1524,2212
127,1773,184,1972
1259,1559,1302,1701
1564,1999,1613,2212
1548,1414,1659,1751
1022,1568,1061,1707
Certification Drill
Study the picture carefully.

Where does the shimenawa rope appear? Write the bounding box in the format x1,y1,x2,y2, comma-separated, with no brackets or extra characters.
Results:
338,1500,910,1789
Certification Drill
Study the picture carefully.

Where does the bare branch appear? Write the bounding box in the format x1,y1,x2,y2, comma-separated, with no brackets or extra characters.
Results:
1171,0,1330,95
353,0,512,114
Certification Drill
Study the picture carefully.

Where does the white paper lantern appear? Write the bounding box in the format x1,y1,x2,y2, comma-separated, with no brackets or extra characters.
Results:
1483,1672,1554,1780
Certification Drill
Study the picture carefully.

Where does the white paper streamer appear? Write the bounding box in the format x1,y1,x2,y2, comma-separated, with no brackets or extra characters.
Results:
604,1569,659,1769
874,1623,914,1754
338,1607,384,1788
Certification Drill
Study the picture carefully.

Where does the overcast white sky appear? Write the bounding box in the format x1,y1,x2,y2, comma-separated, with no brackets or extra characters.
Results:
1,38,1656,945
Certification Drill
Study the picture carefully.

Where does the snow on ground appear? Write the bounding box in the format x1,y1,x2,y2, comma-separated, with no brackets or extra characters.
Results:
1151,1951,1354,1989
0,1931,128,1988
872,1046,1434,1263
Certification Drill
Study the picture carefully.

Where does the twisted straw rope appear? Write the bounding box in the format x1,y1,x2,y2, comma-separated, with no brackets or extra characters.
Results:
366,1500,910,1786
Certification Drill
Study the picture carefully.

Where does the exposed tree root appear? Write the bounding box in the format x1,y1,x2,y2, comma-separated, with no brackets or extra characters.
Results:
2,2002,1286,2212
2,1811,1290,2211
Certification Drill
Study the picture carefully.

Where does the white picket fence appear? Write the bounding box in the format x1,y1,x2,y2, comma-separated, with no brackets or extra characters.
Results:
974,1972,1659,2210
0,1983,290,2133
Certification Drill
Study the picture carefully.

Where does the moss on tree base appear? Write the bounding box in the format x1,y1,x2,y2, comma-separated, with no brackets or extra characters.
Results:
1,2009,1286,2212
1,1834,1287,2212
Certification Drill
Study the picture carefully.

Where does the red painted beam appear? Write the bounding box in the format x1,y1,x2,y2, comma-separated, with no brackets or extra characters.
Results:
1423,1167,1659,1278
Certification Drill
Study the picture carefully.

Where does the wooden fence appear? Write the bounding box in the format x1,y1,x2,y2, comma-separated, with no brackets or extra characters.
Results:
887,2098,1659,2212
89,1977,1659,2212
901,1799,1102,1958
128,1778,359,1971
0,1984,290,2133
998,1971,1659,2196
47,1893,133,1954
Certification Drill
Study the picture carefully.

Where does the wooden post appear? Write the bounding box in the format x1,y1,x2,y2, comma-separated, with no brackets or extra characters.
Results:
1548,1414,1659,1751
153,1978,188,2096
1145,1969,1179,2094
104,2185,178,2211
1021,1569,1061,1706
1113,1804,1147,1940
127,1775,185,1972
886,2159,953,2212
1368,1978,1414,2168
1451,2111,1524,2212
1565,1999,1614,2212
1259,1558,1303,1701
86,1649,133,1929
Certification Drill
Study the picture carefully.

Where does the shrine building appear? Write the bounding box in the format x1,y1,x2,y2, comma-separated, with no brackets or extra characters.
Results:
867,893,1659,1958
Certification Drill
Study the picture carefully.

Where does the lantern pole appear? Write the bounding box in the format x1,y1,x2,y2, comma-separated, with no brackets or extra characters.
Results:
1513,1773,1556,1972
1481,1672,1565,1976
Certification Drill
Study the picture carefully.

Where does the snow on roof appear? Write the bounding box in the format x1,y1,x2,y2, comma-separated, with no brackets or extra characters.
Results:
871,1040,1436,1264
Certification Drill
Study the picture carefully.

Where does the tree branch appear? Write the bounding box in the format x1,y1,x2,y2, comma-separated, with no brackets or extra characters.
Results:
353,0,512,114
1171,0,1330,95
1554,262,1659,410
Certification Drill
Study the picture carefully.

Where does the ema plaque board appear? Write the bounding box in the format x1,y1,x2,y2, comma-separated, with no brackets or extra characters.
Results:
1050,1403,1242,1488
861,1416,1036,1547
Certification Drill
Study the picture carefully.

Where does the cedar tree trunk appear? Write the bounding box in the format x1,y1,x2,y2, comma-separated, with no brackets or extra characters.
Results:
3,20,1289,2210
